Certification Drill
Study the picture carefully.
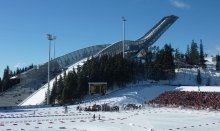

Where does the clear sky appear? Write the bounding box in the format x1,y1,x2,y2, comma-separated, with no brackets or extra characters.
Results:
0,0,220,77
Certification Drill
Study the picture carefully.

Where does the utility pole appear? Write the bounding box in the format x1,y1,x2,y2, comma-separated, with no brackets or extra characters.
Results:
122,16,126,58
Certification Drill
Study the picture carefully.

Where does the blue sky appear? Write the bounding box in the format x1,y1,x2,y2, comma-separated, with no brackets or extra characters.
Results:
0,0,220,77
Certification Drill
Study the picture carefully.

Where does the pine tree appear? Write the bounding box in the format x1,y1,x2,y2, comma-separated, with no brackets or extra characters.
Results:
185,44,190,64
144,47,153,63
165,44,175,78
16,67,22,75
216,55,220,71
56,75,64,102
69,70,78,99
2,66,11,91
199,40,206,68
175,49,186,69
63,71,67,80
154,44,175,80
189,40,199,65
61,86,69,103
175,49,181,60
197,69,202,85
62,70,78,102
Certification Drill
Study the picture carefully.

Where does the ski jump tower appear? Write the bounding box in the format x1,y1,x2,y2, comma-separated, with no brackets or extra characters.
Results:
0,15,178,106
95,15,178,57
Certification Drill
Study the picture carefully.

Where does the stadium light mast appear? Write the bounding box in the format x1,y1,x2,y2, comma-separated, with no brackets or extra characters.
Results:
122,16,126,58
46,34,54,105
53,36,56,59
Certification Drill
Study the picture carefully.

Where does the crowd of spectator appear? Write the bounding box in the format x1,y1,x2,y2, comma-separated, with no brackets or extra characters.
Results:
78,103,143,112
148,91,220,110
123,104,142,110
77,103,120,112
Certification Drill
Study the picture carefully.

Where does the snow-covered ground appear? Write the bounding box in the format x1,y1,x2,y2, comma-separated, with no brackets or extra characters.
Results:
1,96,220,131
6,56,219,130
1,83,220,131
175,86,220,92
170,68,220,86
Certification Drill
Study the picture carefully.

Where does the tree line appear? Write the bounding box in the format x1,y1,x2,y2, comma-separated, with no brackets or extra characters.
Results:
175,39,206,68
49,44,176,104
49,40,220,104
175,40,206,85
0,64,34,93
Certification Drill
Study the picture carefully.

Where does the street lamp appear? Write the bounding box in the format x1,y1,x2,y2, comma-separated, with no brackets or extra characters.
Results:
46,34,54,105
122,16,126,58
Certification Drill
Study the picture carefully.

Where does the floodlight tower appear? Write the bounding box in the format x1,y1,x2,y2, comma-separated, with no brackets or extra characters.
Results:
122,16,126,58
53,36,56,59
46,34,54,105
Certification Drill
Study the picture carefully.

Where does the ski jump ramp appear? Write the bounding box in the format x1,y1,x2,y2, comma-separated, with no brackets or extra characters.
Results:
19,15,178,106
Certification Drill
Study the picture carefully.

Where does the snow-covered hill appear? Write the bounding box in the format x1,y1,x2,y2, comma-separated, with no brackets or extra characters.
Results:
0,56,220,131
20,56,220,106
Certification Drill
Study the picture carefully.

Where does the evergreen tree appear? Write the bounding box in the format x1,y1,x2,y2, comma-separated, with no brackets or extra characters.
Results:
216,55,220,71
199,40,206,68
175,49,186,69
144,47,153,63
1,65,24,92
62,72,68,102
154,44,175,80
9,70,13,77
144,46,159,80
154,48,162,80
61,85,69,103
14,64,34,76
164,44,175,79
69,70,78,99
56,75,64,102
143,47,156,80
62,70,78,102
77,73,88,95
197,69,202,85
16,68,21,75
185,44,190,64
175,49,181,61
63,71,67,80
189,40,199,65
2,66,11,91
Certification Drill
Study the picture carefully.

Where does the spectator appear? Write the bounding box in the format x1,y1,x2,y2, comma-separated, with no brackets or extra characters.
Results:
148,91,220,110
93,114,95,120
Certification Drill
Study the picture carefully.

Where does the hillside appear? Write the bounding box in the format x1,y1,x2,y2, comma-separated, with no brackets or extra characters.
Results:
0,57,220,130
17,56,219,106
